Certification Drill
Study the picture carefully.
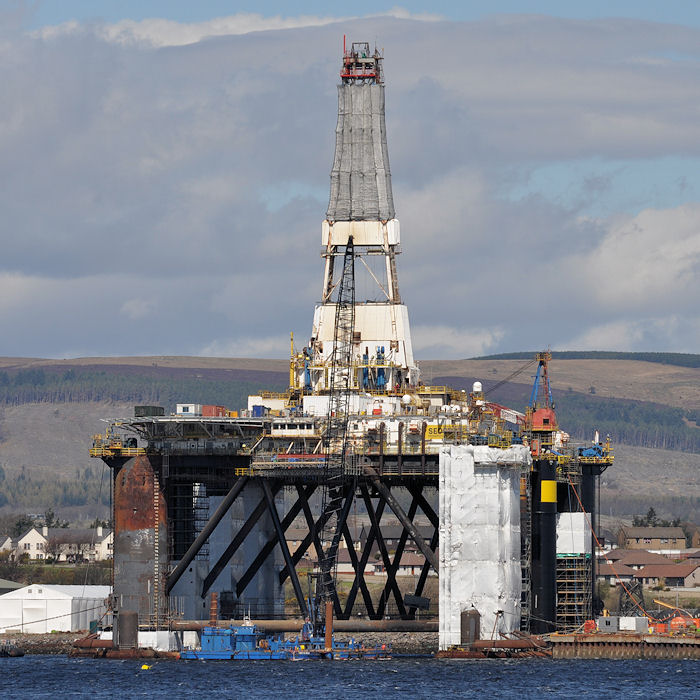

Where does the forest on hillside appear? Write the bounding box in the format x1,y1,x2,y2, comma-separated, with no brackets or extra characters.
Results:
473,350,700,368
0,364,698,454
0,366,287,414
0,363,697,518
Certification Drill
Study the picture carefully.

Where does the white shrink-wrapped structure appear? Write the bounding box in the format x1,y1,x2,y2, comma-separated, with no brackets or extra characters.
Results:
439,444,530,650
556,511,592,555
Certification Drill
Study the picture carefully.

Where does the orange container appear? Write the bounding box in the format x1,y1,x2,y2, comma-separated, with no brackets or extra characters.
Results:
669,616,692,630
202,405,227,417
583,620,596,633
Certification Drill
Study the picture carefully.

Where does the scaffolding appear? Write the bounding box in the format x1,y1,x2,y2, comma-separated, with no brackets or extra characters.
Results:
556,554,592,632
520,470,532,633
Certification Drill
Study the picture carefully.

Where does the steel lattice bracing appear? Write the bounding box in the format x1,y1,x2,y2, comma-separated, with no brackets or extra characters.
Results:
147,453,440,622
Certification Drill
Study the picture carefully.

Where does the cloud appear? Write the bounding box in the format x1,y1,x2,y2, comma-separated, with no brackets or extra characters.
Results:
120,298,156,320
199,335,293,359
34,10,442,48
560,316,699,352
571,205,700,311
412,325,504,359
3,13,700,358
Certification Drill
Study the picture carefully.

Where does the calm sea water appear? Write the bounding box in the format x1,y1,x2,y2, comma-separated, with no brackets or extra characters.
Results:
2,656,697,699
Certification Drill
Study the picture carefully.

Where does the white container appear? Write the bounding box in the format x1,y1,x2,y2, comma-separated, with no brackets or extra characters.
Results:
618,616,648,632
176,403,202,416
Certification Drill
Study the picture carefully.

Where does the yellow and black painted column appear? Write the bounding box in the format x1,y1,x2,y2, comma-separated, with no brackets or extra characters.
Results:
531,459,557,633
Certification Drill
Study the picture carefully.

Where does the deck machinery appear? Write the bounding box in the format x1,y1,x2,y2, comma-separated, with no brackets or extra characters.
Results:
91,41,613,645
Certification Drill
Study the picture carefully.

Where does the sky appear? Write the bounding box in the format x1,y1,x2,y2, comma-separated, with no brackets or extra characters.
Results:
2,2,700,359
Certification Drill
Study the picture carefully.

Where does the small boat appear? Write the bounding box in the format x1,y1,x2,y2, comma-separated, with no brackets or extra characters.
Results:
180,624,391,661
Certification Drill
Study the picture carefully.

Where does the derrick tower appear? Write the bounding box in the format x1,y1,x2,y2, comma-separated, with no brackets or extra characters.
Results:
294,40,418,395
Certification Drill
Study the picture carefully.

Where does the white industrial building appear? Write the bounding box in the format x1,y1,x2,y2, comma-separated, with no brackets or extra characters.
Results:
0,584,111,633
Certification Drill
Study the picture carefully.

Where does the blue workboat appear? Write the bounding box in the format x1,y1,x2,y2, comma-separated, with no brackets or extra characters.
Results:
179,624,391,660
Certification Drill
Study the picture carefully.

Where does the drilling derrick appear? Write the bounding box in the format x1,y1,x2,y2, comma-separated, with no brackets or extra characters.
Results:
294,40,418,395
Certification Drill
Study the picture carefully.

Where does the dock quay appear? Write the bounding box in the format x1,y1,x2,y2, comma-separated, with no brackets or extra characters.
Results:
549,633,700,659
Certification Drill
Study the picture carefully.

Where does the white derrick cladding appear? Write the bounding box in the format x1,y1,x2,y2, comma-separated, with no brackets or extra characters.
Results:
298,41,417,394
322,220,400,247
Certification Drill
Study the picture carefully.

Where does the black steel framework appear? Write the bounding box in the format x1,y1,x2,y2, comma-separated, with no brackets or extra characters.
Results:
159,457,439,621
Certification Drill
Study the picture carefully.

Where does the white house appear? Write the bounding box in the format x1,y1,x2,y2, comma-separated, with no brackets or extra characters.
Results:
14,527,48,561
0,584,111,633
43,526,113,562
2,526,113,563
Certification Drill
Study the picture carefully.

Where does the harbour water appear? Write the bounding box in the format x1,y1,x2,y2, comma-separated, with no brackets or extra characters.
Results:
2,656,697,698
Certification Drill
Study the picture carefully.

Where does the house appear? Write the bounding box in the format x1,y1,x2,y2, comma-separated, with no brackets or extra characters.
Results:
335,549,356,574
395,552,432,576
678,548,700,562
597,561,637,586
43,526,113,563
358,524,433,553
0,584,111,633
600,549,674,571
14,527,48,561
633,562,700,588
3,526,113,563
617,527,686,552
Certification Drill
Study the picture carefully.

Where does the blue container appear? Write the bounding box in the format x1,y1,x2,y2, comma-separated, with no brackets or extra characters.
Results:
252,405,266,417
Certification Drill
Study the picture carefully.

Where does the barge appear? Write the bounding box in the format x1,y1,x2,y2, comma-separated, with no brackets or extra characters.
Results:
180,623,391,660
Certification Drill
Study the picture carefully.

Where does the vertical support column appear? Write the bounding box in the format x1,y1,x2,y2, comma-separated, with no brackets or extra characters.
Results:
531,459,557,634
580,463,600,613
113,454,167,636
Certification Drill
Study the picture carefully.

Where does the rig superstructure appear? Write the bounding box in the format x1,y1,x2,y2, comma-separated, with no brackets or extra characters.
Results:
92,40,613,650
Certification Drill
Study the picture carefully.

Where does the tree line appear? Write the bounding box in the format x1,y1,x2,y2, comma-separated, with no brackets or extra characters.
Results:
473,350,700,368
0,367,287,412
0,466,110,512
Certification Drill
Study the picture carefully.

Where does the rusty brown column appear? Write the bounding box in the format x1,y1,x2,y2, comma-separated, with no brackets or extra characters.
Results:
113,454,167,630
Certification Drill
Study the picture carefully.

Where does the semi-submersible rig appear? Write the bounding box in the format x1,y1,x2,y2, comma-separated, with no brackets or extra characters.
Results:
91,41,613,646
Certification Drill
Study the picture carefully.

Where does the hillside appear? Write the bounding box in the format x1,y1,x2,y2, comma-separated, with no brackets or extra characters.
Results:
0,355,697,523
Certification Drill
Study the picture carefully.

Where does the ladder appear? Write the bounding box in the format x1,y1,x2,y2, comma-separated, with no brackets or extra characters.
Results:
316,236,356,621
520,470,532,633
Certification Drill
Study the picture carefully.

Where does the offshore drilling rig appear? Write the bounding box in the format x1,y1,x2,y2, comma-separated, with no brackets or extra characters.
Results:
91,40,613,649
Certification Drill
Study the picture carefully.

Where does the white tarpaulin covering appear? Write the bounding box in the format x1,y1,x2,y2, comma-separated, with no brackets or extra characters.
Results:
439,445,530,650
556,511,592,555
326,83,395,222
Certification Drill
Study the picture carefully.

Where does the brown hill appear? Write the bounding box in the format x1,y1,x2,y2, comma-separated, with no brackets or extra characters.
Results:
0,355,697,523
420,359,700,411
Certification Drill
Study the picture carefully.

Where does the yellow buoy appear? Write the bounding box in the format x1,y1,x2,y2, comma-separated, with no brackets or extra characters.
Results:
141,664,151,670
